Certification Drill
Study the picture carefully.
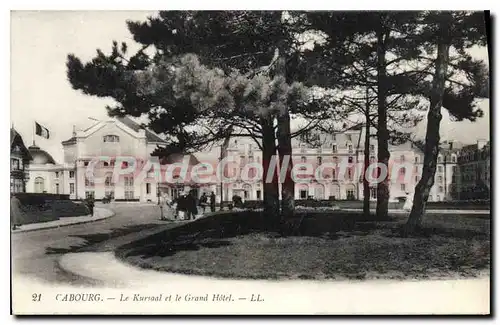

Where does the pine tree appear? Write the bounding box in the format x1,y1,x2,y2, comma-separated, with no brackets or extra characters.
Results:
304,11,428,218
403,11,489,234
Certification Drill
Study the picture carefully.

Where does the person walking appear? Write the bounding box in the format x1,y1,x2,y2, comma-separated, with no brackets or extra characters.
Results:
199,193,208,214
177,193,187,221
11,194,25,230
403,192,414,212
187,190,198,220
210,191,216,213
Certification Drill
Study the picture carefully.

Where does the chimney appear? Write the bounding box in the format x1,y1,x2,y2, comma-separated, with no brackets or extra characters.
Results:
449,141,453,150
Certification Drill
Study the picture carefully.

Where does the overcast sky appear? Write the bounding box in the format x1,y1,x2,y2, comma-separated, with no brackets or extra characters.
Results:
11,11,490,163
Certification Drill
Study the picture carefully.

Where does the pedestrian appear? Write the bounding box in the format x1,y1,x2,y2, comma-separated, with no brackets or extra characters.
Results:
177,193,187,221
210,191,216,213
199,193,208,213
187,190,198,220
403,192,413,212
10,194,24,230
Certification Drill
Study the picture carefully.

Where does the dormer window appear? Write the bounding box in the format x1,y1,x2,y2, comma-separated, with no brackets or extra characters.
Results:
103,135,120,143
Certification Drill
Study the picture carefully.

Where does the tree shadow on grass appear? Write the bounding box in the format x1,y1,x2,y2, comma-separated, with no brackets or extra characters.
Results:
44,223,161,255
120,211,380,259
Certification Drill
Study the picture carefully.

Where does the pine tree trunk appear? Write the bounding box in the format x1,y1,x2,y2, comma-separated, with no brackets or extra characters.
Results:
277,110,295,220
273,48,295,221
404,25,451,235
363,110,371,216
219,131,232,211
261,117,280,225
375,29,390,220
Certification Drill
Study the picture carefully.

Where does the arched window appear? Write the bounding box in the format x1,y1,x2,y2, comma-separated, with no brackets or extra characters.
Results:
103,135,120,143
34,177,45,193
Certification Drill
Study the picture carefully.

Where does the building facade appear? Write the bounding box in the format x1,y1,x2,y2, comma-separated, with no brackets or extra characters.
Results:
10,128,32,193
18,116,489,203
456,139,490,200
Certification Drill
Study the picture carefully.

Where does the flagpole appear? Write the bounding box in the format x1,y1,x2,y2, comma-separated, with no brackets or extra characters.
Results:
32,121,35,146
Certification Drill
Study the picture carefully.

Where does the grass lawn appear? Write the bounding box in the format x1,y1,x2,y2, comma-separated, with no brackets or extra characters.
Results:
117,211,490,281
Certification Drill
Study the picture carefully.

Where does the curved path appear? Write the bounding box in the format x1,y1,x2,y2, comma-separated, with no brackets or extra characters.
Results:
11,203,169,285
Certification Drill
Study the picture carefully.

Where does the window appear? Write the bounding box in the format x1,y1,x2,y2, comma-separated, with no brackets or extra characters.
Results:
348,144,353,153
256,190,261,200
346,189,355,199
332,156,338,164
370,156,376,163
11,178,23,193
317,157,322,165
240,156,245,166
105,175,113,186
146,183,151,194
415,156,419,163
69,171,75,178
439,186,444,192
348,156,353,163
436,195,441,201
346,134,352,141
400,155,405,162
301,156,306,163
438,176,443,182
55,172,59,178
332,169,336,180
122,161,129,168
370,145,375,151
103,161,109,167
451,155,457,163
438,155,443,163
70,183,75,194
300,190,308,199
124,176,134,186
414,166,419,172
370,187,377,199
332,145,337,153
103,135,120,143
401,184,406,191
399,167,406,175
105,191,115,199
438,166,443,172
332,134,336,141
11,158,20,171
415,176,420,182
34,177,45,193
125,190,135,200
347,169,352,180
85,191,94,199
85,178,94,187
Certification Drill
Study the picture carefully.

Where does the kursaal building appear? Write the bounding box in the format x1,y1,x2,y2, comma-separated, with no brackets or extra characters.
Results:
11,116,490,203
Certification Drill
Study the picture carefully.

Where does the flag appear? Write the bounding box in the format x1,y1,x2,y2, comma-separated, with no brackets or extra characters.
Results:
35,122,50,139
